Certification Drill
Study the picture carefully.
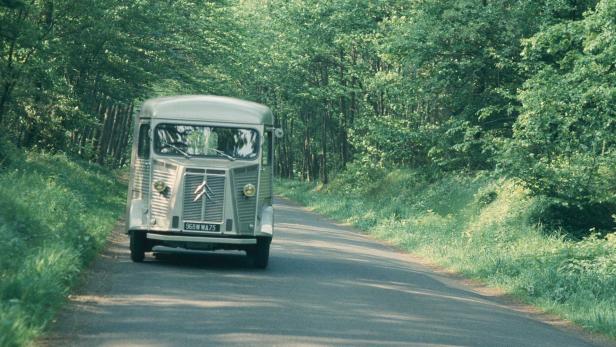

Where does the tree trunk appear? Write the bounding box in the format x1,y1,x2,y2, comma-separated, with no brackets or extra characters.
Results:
114,103,133,167
97,101,114,164
321,107,328,184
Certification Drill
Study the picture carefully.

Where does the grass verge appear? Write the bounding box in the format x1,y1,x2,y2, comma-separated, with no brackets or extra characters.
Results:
276,168,616,338
0,150,125,347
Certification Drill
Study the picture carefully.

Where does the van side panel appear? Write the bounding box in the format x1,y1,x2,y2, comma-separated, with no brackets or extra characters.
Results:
126,119,151,232
231,165,259,235
258,165,273,210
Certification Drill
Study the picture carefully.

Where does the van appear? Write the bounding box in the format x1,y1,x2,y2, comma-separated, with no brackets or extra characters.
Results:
125,95,278,268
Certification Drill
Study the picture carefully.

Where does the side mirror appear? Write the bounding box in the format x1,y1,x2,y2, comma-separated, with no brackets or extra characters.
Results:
274,128,284,138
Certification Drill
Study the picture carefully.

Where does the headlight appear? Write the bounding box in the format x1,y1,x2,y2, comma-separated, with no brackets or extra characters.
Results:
153,180,167,193
243,183,256,197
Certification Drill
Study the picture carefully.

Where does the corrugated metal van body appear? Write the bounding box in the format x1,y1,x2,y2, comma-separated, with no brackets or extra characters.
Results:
150,160,178,228
231,165,259,235
258,164,273,212
132,159,151,201
134,161,262,237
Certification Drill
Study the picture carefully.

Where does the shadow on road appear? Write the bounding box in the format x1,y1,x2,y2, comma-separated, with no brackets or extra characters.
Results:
149,251,254,270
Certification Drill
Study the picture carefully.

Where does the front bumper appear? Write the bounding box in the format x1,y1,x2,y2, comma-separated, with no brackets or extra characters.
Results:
146,233,257,245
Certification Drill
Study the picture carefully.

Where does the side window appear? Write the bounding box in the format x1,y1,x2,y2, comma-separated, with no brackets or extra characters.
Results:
137,124,150,159
262,130,272,165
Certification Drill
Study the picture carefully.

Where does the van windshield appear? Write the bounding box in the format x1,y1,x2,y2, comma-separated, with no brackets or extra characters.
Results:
154,124,259,160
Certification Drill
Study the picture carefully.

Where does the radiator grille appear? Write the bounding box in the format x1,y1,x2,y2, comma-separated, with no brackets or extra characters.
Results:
182,172,226,223
204,175,225,222
183,174,204,221
232,165,259,234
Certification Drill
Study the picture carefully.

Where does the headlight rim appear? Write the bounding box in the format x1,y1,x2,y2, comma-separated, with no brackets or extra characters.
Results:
153,180,167,193
243,183,256,197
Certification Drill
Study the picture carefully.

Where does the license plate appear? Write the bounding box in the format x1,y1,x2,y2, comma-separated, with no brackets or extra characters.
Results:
184,222,221,232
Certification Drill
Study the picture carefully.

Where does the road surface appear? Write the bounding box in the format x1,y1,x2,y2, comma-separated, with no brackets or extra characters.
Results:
45,197,604,346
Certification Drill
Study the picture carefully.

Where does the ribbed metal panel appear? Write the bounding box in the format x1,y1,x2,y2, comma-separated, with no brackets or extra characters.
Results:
259,166,273,206
183,174,204,221
133,159,150,200
203,175,225,222
232,165,259,234
151,165,176,221
182,171,226,224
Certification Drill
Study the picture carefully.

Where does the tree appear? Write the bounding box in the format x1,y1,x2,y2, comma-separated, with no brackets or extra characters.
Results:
503,0,615,209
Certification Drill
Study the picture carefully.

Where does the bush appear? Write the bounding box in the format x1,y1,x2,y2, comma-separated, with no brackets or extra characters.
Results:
0,136,21,169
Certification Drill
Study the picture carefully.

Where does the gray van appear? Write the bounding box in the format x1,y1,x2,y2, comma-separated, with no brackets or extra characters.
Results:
125,95,278,268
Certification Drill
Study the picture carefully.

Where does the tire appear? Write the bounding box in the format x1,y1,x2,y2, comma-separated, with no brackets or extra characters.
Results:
248,237,271,269
130,231,146,262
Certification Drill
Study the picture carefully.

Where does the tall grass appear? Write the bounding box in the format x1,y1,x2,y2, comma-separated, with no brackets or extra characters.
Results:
276,167,616,338
0,149,125,347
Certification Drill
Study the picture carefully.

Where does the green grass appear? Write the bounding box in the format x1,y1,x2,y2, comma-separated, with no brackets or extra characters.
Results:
0,150,126,347
276,167,616,338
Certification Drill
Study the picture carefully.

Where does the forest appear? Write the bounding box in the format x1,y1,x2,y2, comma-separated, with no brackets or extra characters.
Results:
0,0,615,343
1,0,614,232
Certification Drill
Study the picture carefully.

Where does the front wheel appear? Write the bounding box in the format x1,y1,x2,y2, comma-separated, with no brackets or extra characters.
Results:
130,231,146,262
247,237,271,269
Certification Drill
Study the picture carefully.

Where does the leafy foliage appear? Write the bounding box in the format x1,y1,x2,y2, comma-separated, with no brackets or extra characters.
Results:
0,0,240,166
2,0,612,226
230,0,613,231
503,1,616,210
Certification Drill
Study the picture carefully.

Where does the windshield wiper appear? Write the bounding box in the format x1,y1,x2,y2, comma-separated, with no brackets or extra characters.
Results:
209,148,236,161
162,141,191,159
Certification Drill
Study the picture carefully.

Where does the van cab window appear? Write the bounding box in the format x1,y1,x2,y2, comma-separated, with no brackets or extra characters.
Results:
154,124,259,160
137,124,150,159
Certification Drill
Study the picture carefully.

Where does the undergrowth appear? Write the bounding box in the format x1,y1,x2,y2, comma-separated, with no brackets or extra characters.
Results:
0,148,125,347
276,166,616,338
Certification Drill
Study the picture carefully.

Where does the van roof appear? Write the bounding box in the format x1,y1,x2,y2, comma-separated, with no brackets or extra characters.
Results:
139,95,274,125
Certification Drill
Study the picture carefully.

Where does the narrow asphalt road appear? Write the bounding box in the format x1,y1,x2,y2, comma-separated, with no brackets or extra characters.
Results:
45,197,604,347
